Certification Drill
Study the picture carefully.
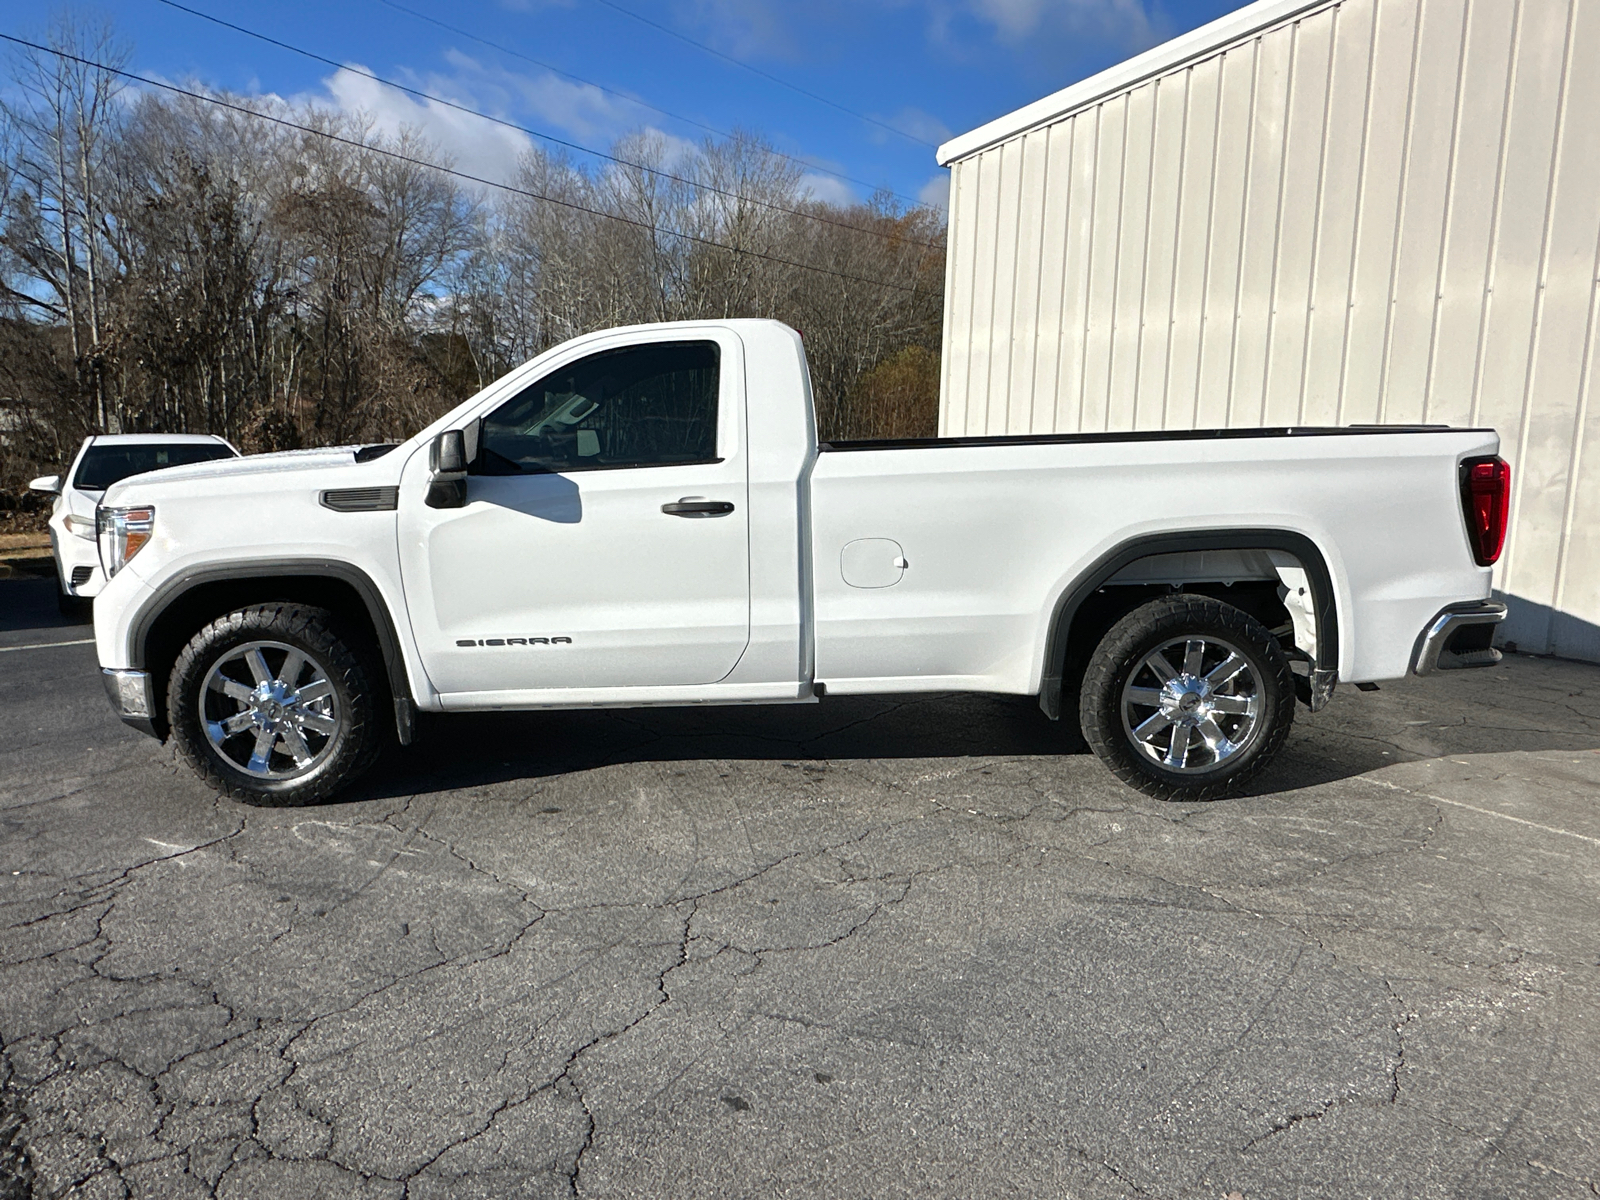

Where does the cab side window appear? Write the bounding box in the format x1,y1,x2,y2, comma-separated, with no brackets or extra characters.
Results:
477,341,720,474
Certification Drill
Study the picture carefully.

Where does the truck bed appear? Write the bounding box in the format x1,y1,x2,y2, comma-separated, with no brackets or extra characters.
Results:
807,424,1497,695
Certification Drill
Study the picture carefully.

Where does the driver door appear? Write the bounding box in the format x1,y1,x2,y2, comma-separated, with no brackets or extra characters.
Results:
398,329,750,697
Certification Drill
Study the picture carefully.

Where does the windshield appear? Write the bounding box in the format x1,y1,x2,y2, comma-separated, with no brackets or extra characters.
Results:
73,442,237,491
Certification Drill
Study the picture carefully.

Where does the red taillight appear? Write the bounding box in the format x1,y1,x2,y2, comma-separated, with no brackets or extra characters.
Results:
1460,456,1510,566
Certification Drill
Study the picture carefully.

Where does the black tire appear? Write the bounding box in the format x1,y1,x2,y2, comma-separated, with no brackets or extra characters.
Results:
168,604,383,806
1079,593,1295,801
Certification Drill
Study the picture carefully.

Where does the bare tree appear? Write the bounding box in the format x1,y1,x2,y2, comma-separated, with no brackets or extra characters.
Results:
1,14,129,431
0,23,946,521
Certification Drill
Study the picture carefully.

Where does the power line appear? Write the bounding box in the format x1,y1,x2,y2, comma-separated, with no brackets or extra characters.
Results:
371,0,923,208
151,0,941,252
0,32,936,296
587,0,935,148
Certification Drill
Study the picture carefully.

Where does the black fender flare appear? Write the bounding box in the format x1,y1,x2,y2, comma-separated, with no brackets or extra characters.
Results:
127,558,416,744
1037,529,1339,719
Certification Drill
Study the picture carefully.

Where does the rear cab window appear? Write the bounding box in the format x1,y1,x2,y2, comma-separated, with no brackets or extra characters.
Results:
73,443,237,491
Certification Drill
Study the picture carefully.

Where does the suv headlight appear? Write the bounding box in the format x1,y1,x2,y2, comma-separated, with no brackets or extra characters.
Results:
97,505,155,577
63,513,97,540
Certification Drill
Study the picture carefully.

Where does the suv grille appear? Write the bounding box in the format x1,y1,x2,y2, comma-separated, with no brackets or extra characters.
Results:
71,566,93,587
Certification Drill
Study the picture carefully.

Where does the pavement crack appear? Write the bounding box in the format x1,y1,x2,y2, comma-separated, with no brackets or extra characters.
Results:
384,797,541,907
1242,1101,1338,1149
0,1036,37,1200
562,1077,596,1199
1382,978,1416,1104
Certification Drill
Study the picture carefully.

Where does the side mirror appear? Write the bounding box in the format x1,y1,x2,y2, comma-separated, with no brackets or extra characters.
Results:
28,475,62,496
432,429,466,474
426,430,468,509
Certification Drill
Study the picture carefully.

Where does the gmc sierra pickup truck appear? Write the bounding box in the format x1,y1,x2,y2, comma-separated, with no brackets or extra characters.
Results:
91,319,1509,805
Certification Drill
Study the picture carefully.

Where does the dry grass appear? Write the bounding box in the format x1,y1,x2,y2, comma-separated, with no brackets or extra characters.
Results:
0,532,50,552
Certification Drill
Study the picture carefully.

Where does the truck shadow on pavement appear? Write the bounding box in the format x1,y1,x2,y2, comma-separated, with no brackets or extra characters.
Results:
356,692,1086,803
5,578,1591,804
0,578,90,635
343,653,1600,804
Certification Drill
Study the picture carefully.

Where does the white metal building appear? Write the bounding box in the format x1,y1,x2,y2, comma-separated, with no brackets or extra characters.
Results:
936,0,1600,662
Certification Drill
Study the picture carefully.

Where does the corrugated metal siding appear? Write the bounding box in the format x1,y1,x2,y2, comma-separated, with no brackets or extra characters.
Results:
940,0,1600,661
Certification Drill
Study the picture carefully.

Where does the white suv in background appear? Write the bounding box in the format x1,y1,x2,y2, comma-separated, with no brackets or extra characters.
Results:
29,434,238,614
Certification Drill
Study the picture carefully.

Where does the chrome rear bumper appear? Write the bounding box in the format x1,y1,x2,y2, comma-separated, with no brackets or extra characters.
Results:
1411,602,1507,675
103,668,160,739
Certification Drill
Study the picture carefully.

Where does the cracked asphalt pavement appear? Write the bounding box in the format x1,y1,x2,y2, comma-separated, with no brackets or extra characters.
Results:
2,575,1598,1199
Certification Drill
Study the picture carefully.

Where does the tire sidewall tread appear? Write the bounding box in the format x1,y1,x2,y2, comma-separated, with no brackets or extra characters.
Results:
168,603,381,806
1078,593,1296,802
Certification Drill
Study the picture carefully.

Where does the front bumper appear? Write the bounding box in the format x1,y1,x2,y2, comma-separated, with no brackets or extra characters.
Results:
102,668,161,739
1411,601,1508,675
51,530,105,596
68,564,106,597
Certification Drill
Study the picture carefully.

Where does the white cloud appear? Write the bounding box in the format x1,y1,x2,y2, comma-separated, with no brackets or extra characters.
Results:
676,0,799,60
799,172,860,206
653,128,703,168
598,125,702,190
435,49,648,144
306,53,676,185
970,0,1050,37
316,65,533,184
913,0,1163,53
286,51,890,216
869,106,953,147
918,172,950,212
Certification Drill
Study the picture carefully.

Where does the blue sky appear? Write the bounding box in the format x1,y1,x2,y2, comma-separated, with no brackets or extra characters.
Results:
8,0,1242,210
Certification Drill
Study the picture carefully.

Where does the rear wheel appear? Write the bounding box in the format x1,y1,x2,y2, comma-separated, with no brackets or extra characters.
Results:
168,604,382,806
1079,594,1294,801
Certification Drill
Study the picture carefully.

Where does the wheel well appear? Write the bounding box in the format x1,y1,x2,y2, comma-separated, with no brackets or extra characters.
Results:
140,575,396,740
1058,580,1293,705
1040,531,1339,720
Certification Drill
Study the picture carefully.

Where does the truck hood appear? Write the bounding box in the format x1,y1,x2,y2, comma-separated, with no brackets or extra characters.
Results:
100,445,391,503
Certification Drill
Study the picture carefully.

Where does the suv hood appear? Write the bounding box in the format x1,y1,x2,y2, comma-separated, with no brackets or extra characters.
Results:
100,445,391,503
65,488,104,516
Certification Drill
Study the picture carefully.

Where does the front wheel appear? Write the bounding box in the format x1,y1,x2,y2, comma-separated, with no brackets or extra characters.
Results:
1079,594,1295,801
168,604,383,806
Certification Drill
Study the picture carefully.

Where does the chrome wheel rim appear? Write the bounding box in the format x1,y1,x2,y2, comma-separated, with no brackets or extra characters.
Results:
1120,635,1262,774
201,640,341,780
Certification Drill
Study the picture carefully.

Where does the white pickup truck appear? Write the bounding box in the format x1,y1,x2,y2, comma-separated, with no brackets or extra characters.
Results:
91,319,1509,805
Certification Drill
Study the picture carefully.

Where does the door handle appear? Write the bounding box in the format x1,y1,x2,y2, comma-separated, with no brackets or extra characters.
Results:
661,498,735,517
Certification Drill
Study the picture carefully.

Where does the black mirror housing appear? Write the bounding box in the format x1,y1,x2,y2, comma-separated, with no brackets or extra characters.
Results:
426,429,469,508
432,429,466,474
